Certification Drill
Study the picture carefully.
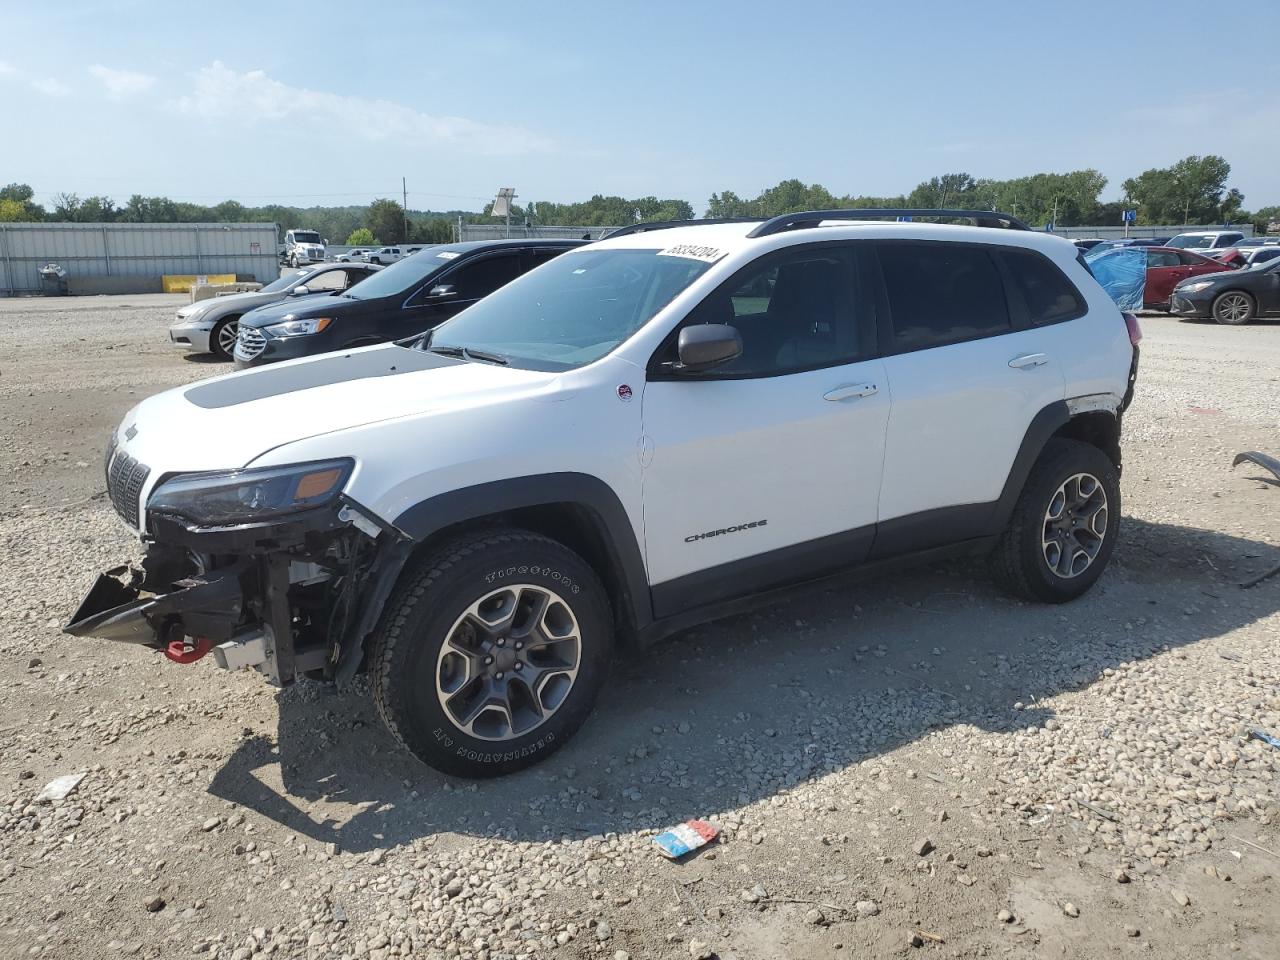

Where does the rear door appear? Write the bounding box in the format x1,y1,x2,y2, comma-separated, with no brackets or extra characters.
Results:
871,241,1074,556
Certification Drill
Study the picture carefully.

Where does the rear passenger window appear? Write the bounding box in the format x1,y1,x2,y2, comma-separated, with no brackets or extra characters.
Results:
878,243,1010,350
1000,250,1086,326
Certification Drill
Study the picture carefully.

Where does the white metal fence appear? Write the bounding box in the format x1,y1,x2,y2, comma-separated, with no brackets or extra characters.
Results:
0,222,280,295
1047,224,1254,240
459,224,618,242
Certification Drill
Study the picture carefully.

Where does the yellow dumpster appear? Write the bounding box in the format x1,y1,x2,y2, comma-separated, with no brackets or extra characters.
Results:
161,274,236,293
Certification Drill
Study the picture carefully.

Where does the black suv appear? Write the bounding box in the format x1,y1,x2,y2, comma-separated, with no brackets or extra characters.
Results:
234,239,584,367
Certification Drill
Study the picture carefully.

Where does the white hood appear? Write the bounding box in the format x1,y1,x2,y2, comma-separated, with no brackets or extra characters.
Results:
115,345,556,476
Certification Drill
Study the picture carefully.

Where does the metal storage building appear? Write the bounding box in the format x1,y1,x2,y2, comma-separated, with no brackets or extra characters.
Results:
0,222,279,296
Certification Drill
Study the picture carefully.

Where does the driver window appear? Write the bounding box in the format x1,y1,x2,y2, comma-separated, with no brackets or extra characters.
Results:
686,248,860,376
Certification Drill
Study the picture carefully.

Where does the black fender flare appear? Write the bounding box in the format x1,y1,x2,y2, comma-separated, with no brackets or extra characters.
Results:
334,473,651,685
990,400,1071,533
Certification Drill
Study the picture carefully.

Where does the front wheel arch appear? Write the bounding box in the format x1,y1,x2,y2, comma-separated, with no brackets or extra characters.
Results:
209,314,243,360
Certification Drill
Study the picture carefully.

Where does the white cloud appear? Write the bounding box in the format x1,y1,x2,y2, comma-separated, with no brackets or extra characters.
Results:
30,77,70,97
89,64,156,100
0,61,16,75
172,61,551,156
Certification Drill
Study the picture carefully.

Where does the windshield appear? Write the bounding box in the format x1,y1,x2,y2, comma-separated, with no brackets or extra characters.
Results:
342,246,451,299
261,268,312,293
416,248,713,371
1167,234,1215,249
291,231,322,245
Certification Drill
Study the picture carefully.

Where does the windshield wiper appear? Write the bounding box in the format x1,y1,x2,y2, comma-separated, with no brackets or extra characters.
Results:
461,347,508,365
427,342,508,365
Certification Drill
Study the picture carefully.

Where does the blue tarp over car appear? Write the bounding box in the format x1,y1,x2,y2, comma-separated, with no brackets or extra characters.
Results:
1085,247,1146,311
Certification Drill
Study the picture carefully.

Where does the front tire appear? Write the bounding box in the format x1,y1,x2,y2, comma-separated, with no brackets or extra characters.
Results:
1212,290,1255,325
991,439,1120,603
209,316,240,360
370,529,613,777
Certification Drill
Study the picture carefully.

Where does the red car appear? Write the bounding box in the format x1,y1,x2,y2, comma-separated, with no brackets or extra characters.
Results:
1144,246,1236,308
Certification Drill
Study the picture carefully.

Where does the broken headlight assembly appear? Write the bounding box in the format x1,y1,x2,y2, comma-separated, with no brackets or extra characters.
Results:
147,459,354,527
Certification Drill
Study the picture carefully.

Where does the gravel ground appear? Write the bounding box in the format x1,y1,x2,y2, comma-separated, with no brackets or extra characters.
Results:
0,296,1277,960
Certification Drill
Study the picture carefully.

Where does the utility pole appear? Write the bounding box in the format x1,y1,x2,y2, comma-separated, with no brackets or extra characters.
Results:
1184,197,1191,228
402,177,409,243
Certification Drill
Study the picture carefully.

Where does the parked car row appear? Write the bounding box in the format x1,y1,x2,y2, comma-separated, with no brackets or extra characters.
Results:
233,240,581,367
169,262,383,359
1171,256,1280,325
171,239,584,366
1083,235,1280,324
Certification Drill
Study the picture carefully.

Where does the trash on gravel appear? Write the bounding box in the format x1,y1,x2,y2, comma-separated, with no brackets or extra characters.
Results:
35,772,85,803
1248,729,1280,750
653,819,720,859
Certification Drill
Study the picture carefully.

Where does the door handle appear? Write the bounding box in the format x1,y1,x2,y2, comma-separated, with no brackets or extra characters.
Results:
823,383,878,401
1009,353,1049,369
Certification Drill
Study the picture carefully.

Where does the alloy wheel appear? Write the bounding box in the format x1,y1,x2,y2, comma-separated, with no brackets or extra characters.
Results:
1215,293,1251,323
216,320,239,356
1041,472,1108,579
435,584,581,741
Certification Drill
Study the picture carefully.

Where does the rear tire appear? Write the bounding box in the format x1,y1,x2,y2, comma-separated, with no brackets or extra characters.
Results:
991,438,1120,603
370,529,613,777
1212,290,1255,325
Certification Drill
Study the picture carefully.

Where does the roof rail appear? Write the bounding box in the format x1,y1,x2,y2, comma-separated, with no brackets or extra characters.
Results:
603,217,764,240
745,208,1032,238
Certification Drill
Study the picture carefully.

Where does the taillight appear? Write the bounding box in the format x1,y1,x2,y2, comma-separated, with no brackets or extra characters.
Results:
1122,312,1142,346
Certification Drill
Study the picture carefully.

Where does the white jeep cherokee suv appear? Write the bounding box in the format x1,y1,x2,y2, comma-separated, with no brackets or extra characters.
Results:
68,209,1141,777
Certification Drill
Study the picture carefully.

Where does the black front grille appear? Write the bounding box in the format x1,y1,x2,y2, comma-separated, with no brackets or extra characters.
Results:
106,449,150,528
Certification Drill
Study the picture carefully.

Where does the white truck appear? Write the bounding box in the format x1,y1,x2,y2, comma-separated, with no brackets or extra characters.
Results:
280,229,327,267
68,208,1140,778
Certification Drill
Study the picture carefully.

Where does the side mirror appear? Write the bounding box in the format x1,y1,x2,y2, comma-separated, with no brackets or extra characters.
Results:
672,323,743,373
289,284,310,297
428,284,458,299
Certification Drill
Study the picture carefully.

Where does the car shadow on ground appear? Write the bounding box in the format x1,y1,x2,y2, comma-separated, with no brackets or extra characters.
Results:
207,516,1280,853
181,354,230,365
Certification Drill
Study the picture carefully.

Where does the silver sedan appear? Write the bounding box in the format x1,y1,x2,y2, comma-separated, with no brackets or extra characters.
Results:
168,263,382,359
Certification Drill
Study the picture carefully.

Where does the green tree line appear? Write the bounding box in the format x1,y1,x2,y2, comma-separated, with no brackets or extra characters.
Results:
708,157,1276,232
3,156,1278,237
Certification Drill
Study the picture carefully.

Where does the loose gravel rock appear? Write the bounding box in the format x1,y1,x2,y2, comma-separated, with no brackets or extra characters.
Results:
0,299,1277,958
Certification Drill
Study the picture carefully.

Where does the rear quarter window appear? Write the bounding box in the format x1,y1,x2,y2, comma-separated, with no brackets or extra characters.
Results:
999,249,1087,326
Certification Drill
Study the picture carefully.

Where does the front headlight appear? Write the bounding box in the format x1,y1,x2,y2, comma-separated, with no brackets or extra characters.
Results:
177,304,210,324
264,316,333,337
1177,280,1214,294
147,459,353,526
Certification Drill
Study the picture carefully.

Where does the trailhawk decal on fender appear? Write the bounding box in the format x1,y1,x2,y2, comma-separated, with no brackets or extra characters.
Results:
685,519,767,543
658,243,728,263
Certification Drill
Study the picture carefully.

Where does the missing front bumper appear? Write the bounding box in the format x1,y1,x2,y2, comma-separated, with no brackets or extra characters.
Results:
64,562,248,646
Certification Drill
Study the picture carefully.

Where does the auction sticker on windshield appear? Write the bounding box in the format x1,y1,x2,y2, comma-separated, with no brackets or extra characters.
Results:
657,243,727,263
437,251,461,260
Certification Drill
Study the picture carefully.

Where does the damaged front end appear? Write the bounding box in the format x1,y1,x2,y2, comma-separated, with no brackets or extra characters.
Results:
66,457,411,687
